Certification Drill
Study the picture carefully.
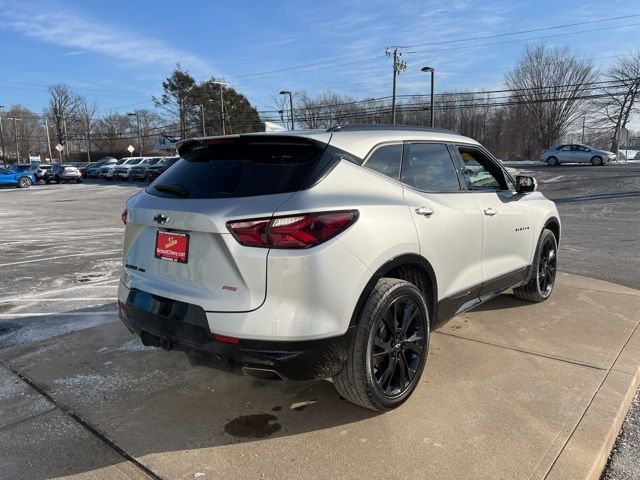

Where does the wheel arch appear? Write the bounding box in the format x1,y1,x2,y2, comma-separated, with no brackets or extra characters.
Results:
544,216,561,245
349,254,438,327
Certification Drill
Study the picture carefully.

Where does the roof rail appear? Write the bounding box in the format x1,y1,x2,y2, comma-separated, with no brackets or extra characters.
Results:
326,124,459,134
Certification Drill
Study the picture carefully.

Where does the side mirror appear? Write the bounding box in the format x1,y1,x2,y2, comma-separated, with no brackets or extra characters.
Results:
516,175,537,193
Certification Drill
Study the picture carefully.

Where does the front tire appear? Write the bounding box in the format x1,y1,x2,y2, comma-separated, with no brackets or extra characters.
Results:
333,278,430,412
591,156,603,166
547,156,558,166
513,229,558,303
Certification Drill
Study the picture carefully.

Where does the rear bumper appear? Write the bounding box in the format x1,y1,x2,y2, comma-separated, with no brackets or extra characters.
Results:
118,284,354,380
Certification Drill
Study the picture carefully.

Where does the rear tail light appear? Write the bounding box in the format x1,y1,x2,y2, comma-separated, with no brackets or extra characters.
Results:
227,210,358,249
121,208,128,225
213,333,239,344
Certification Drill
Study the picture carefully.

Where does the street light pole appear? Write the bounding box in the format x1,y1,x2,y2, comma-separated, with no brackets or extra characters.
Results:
279,91,294,130
7,117,23,162
0,106,5,162
127,112,143,156
421,66,435,128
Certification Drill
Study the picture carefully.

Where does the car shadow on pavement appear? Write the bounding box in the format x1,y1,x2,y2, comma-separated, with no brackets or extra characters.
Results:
464,292,529,313
0,305,380,479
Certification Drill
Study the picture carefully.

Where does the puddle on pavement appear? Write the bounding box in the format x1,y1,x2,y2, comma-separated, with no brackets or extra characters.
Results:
0,323,22,335
224,414,281,438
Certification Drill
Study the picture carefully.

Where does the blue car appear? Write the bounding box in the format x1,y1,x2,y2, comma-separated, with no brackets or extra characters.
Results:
0,167,35,188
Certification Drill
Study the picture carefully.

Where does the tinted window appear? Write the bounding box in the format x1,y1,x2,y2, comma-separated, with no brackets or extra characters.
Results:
400,143,460,192
147,137,338,199
457,146,508,191
364,144,402,180
559,145,571,151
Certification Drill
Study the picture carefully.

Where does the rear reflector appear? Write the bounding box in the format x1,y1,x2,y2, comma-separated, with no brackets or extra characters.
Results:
213,333,240,344
227,210,358,249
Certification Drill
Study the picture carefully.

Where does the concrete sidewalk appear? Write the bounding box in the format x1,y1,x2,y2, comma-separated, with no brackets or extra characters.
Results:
1,273,639,480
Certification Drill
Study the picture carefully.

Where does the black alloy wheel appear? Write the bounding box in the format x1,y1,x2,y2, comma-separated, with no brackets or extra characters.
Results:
333,278,430,411
368,296,426,398
537,235,557,297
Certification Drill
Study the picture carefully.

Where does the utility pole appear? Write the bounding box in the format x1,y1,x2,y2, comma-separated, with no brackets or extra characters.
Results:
386,47,408,125
83,116,91,162
44,116,53,161
7,117,23,162
0,106,5,162
63,116,69,161
581,116,586,143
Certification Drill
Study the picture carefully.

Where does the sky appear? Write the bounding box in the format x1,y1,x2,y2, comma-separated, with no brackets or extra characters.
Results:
0,0,639,122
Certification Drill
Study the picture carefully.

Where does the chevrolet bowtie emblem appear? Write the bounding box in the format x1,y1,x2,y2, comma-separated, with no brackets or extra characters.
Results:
153,214,169,224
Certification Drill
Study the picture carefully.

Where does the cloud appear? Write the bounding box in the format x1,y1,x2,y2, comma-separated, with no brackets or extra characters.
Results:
61,51,85,57
0,1,214,77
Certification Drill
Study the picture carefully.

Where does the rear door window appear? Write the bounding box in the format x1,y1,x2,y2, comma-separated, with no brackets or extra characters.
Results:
147,136,339,199
400,143,461,192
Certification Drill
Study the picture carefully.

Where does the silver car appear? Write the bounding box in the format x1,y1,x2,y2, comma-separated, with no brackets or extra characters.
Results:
118,125,561,411
539,144,616,166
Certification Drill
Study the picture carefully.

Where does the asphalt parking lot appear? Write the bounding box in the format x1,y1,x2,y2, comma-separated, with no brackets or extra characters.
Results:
0,164,639,479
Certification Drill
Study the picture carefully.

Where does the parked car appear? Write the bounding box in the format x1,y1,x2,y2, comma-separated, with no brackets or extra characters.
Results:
0,166,34,188
118,126,561,412
539,144,616,166
144,156,180,182
86,159,118,178
129,157,163,181
102,158,140,180
44,164,82,183
34,164,52,182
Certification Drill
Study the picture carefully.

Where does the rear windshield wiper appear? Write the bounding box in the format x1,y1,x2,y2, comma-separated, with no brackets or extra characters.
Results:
153,183,188,197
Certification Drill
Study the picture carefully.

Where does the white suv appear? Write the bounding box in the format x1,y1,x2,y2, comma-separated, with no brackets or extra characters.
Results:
118,126,560,411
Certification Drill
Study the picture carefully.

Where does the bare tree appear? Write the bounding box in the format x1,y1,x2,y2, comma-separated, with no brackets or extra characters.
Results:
505,43,597,149
4,105,45,161
77,97,99,161
47,83,81,159
94,111,130,154
597,50,640,152
131,109,164,153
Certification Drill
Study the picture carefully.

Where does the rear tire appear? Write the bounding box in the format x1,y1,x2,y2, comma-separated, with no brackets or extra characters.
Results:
513,229,558,303
333,278,430,412
591,156,603,166
546,156,558,166
76,178,82,183
17,177,32,188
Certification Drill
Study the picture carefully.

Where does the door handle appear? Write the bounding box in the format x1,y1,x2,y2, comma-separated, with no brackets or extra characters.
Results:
415,207,434,217
483,207,498,216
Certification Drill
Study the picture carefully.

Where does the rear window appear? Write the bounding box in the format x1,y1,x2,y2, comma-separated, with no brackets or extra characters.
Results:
146,137,340,199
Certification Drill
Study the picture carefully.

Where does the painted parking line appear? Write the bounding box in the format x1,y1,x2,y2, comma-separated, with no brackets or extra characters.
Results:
0,298,116,303
542,175,566,183
0,249,121,268
6,278,120,303
0,311,118,318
